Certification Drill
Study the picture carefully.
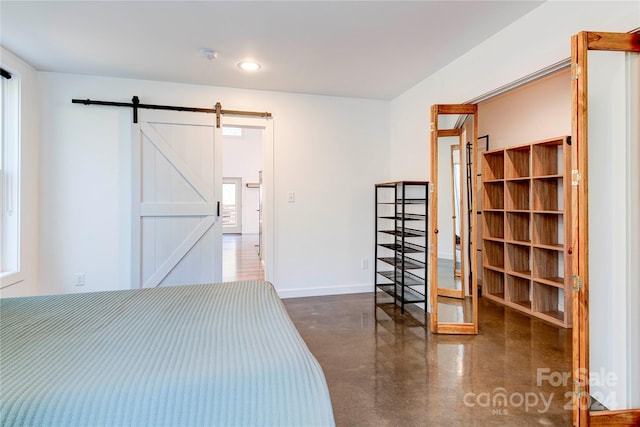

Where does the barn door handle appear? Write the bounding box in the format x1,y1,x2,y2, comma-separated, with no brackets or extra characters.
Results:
217,201,220,217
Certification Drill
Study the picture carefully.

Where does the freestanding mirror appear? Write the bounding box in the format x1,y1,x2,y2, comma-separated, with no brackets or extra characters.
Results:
429,104,478,334
571,31,640,426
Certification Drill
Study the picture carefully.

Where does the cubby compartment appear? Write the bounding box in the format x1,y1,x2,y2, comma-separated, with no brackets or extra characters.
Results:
506,274,532,310
532,282,564,321
532,178,563,211
482,151,505,181
483,239,504,270
532,247,564,287
483,182,504,210
505,212,530,243
532,213,564,248
532,139,564,177
483,211,504,240
483,268,505,300
505,146,530,179
505,180,530,211
506,243,531,277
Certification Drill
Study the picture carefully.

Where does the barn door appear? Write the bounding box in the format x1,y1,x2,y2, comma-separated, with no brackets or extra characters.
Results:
131,112,222,288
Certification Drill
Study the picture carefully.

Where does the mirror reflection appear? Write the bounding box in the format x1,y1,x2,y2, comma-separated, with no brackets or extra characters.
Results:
436,137,468,323
451,145,462,278
429,105,478,334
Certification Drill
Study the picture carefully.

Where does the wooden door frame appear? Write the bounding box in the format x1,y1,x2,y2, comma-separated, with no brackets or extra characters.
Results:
429,104,479,334
571,31,640,427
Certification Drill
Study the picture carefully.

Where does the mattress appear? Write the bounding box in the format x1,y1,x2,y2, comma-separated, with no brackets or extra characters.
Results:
0,281,335,426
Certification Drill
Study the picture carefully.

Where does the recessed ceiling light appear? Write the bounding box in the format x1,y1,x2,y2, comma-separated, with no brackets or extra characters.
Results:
238,61,261,72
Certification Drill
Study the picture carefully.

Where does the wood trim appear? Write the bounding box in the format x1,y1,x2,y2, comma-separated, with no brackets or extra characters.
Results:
438,287,464,299
590,409,640,426
429,105,439,333
436,323,476,334
471,108,479,334
585,32,640,52
436,104,477,115
438,129,461,137
572,30,591,427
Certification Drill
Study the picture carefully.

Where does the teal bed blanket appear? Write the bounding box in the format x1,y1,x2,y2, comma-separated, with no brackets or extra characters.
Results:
0,281,335,426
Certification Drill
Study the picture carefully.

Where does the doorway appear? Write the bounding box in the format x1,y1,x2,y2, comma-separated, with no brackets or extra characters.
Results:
222,177,243,234
222,123,266,282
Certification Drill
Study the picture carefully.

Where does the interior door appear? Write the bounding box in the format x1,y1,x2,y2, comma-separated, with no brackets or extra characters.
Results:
429,104,479,335
131,111,222,288
571,31,640,427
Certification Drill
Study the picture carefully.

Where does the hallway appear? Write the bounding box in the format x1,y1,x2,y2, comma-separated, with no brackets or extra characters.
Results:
222,233,264,282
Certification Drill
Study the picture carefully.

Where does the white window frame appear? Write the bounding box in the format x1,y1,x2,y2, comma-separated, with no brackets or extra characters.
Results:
0,68,23,287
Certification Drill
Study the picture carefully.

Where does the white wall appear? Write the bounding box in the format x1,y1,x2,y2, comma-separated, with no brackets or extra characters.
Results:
389,1,639,180
0,47,39,297
37,73,390,297
223,127,263,234
388,0,638,400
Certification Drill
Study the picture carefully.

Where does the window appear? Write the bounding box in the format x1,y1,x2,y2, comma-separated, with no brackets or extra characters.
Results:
222,126,242,137
222,177,242,234
1,67,21,284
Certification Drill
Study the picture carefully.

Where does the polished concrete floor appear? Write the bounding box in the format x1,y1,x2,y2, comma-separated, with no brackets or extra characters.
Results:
283,293,573,427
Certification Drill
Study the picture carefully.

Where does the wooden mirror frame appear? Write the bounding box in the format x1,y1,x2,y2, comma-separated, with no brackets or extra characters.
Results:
571,31,640,426
429,104,478,335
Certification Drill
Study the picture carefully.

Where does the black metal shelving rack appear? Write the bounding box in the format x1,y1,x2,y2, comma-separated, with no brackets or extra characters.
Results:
374,181,429,314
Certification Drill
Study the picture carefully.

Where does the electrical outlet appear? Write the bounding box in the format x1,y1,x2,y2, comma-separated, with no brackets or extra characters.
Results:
74,273,85,286
361,258,368,270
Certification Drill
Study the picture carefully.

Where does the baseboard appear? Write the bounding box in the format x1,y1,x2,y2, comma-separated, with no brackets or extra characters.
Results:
277,283,372,299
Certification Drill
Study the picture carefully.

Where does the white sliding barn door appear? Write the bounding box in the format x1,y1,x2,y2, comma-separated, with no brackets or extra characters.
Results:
131,112,222,288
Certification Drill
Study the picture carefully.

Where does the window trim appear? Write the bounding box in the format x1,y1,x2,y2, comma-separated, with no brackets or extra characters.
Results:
0,66,23,287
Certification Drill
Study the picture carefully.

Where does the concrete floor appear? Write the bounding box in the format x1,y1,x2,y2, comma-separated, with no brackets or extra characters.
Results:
283,293,573,427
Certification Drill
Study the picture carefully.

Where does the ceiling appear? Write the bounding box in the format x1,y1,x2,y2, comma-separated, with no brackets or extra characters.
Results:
0,1,544,100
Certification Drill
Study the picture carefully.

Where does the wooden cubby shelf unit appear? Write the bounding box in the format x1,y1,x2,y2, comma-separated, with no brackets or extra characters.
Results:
480,136,572,328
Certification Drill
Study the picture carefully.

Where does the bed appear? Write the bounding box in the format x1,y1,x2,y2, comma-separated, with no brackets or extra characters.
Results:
0,280,335,426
